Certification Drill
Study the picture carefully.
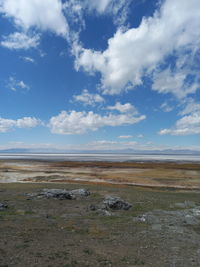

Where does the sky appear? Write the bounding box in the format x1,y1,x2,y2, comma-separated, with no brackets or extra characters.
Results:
0,0,200,152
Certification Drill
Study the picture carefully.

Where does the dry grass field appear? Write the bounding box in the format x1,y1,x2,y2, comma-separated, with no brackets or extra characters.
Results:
0,160,200,189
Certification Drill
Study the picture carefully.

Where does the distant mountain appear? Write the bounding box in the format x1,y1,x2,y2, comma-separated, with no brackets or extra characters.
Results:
0,148,200,155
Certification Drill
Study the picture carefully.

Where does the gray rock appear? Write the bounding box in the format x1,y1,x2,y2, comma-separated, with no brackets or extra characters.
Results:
70,188,90,198
97,209,112,216
135,206,200,233
103,196,132,210
0,203,8,211
26,188,90,200
42,189,74,200
88,204,112,216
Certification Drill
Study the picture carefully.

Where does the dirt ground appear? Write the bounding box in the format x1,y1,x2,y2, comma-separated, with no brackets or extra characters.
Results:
1,160,200,266
0,160,200,189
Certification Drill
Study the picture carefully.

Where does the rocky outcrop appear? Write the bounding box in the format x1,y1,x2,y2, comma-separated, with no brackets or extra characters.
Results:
26,188,90,200
134,204,200,233
89,196,132,216
103,196,132,210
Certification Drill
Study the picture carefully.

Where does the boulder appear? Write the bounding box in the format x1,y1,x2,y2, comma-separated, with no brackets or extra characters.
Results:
70,188,90,198
103,196,132,210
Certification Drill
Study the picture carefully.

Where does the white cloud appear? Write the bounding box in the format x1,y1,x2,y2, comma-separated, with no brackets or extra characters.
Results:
74,0,200,96
1,32,40,50
85,0,112,13
118,135,133,139
21,56,35,63
159,112,200,136
0,116,41,133
16,117,40,128
49,110,146,135
107,102,138,113
64,0,131,27
0,0,68,37
153,68,199,99
7,76,29,91
85,0,131,25
73,89,104,106
159,98,200,135
160,102,173,112
179,98,200,116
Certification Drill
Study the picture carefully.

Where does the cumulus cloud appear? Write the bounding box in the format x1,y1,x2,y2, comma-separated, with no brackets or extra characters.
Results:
0,0,68,37
74,0,200,96
0,116,41,133
1,32,40,50
49,110,146,135
7,76,29,91
159,112,200,136
107,102,138,113
73,89,104,106
159,98,200,135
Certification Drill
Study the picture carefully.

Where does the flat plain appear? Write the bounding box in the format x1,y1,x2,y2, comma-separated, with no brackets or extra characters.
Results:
1,160,200,266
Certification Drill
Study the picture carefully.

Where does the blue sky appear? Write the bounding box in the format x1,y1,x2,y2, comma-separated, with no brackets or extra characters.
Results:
0,0,200,151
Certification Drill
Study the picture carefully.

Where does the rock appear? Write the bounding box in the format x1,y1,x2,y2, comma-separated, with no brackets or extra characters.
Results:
103,196,132,210
134,206,200,233
42,189,74,200
0,203,8,211
97,209,112,216
26,188,90,200
88,204,112,216
89,196,132,215
70,188,90,198
192,207,200,217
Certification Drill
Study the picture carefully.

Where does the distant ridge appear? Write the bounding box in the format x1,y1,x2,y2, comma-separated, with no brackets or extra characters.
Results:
0,148,200,155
